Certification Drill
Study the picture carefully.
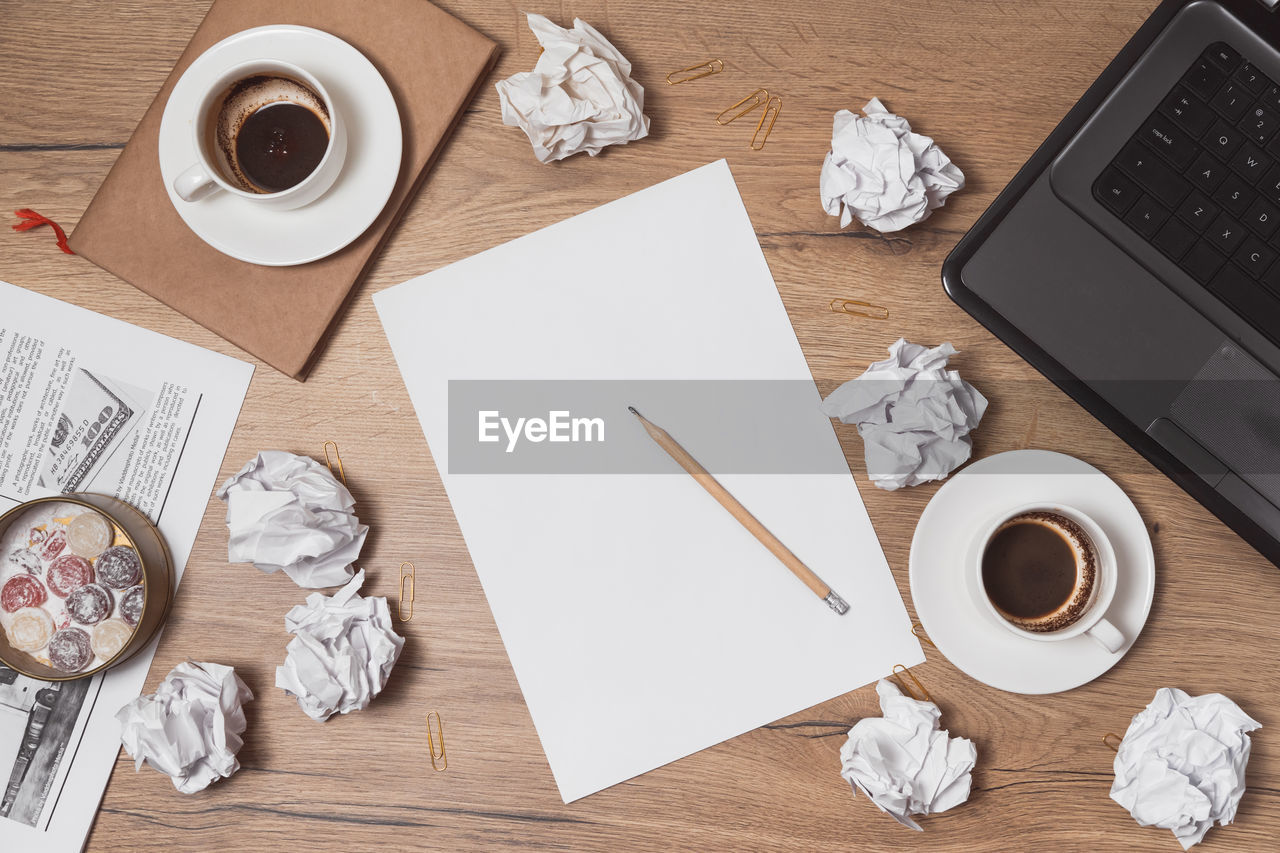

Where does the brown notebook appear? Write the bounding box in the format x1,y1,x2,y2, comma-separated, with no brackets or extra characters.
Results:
71,0,498,379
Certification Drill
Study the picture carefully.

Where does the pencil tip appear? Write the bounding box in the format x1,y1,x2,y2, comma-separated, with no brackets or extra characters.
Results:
627,406,640,417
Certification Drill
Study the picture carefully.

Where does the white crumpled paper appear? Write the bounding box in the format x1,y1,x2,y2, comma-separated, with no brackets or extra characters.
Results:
276,569,404,722
116,661,253,794
1111,688,1261,850
820,338,987,490
840,679,976,830
216,450,368,588
496,13,649,163
820,98,964,232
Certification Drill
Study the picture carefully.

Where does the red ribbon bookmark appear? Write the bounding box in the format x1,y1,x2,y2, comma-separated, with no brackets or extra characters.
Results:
12,209,75,254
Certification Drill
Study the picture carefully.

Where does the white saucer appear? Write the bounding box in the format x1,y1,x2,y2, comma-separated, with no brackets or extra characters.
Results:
908,449,1155,695
158,25,402,266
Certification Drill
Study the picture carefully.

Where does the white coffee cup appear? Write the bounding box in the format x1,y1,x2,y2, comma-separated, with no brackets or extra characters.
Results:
172,59,346,210
970,502,1126,653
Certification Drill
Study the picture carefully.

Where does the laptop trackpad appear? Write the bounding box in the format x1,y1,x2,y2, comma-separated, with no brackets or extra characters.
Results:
1171,343,1280,507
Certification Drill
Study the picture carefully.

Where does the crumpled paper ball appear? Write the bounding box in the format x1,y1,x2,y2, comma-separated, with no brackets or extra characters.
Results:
1111,688,1261,850
496,13,649,163
820,338,987,490
820,97,964,232
216,450,368,589
116,661,253,794
840,679,976,830
276,569,404,722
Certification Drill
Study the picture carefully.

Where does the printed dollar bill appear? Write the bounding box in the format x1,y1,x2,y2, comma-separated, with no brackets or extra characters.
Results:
39,369,136,493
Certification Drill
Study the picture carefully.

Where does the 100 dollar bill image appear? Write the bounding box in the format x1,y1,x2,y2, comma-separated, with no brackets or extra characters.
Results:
38,369,140,493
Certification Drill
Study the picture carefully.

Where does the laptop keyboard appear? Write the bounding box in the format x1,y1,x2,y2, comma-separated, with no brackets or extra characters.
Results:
1093,41,1280,348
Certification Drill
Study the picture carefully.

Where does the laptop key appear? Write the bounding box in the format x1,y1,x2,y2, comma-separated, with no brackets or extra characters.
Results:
1240,105,1280,146
1153,217,1198,260
1208,263,1280,336
1233,62,1272,95
1139,114,1199,169
1263,85,1280,114
1184,58,1229,101
1124,194,1170,238
1243,196,1280,238
1233,236,1276,277
1115,142,1190,206
1161,88,1216,136
1094,168,1140,215
1211,81,1252,121
1206,212,1246,255
1177,191,1219,231
1230,141,1271,182
1261,257,1280,296
1204,119,1244,160
1212,172,1254,216
1187,151,1227,192
1204,43,1241,74
1259,163,1280,205
1182,240,1227,283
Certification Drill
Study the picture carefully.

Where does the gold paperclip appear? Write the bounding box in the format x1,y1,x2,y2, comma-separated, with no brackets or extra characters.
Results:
667,58,724,85
750,95,782,150
399,561,416,622
323,441,347,485
716,88,769,125
1103,732,1122,752
427,711,447,771
829,298,889,320
910,621,934,647
892,664,932,703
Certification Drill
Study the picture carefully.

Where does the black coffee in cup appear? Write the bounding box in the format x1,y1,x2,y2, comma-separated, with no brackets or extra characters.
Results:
212,75,330,193
980,511,1097,633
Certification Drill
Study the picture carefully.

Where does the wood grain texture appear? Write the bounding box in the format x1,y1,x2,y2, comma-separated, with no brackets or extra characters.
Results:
4,0,1280,850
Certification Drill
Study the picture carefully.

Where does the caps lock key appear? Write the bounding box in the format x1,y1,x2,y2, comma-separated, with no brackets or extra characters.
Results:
1139,115,1198,169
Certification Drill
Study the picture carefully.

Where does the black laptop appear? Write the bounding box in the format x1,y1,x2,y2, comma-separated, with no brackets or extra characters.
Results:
944,0,1280,566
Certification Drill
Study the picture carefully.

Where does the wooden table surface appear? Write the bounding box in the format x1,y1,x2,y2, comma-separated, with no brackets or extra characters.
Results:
4,0,1279,850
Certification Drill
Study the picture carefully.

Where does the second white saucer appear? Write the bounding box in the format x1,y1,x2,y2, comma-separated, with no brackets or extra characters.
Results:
908,449,1156,695
158,25,403,266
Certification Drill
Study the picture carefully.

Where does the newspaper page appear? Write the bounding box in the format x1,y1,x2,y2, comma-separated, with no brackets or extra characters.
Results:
0,281,252,851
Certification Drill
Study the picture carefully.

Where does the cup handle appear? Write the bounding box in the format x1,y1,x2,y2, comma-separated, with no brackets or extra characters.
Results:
173,163,221,202
1086,617,1125,654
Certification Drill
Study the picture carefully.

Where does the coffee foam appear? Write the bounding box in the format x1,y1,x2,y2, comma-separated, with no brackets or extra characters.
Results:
991,511,1097,633
211,75,330,194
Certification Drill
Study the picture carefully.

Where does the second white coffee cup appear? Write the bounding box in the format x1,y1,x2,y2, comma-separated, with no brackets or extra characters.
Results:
969,502,1126,653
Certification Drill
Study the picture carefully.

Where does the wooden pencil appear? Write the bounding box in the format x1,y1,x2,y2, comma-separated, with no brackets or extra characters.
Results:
628,406,849,614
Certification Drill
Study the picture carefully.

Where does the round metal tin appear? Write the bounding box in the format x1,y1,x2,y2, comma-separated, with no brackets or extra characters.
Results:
0,494,173,681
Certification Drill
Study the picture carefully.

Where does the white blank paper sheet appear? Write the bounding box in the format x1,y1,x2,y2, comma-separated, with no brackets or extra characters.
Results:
375,160,923,802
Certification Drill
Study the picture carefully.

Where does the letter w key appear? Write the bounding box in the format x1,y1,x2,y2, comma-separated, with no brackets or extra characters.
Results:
1230,142,1271,182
